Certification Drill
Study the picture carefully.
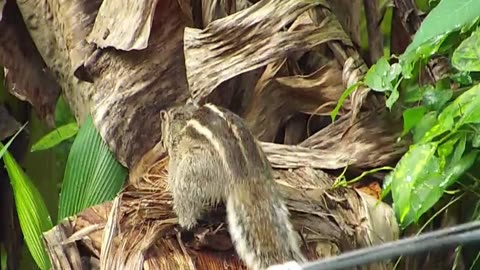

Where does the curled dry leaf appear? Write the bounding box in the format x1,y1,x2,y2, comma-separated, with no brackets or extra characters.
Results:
244,61,345,141
44,157,399,270
262,110,407,170
51,0,101,80
85,0,191,168
17,0,192,167
184,0,351,104
0,2,60,126
87,0,159,51
200,0,238,27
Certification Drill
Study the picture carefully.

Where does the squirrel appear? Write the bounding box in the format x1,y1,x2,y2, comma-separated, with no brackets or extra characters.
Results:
160,102,306,270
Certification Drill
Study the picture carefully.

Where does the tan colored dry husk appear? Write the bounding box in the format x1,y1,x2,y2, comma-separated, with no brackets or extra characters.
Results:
45,152,399,270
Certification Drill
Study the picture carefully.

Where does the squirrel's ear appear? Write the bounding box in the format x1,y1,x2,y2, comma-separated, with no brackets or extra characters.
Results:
160,110,168,121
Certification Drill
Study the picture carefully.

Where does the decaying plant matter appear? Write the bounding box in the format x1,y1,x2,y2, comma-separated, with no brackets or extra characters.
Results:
1,0,419,269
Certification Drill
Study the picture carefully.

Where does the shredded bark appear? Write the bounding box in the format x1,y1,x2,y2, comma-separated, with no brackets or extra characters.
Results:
45,156,398,270
184,0,351,104
87,0,158,51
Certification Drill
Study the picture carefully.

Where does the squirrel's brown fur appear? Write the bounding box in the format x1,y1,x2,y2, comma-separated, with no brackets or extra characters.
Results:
160,103,305,270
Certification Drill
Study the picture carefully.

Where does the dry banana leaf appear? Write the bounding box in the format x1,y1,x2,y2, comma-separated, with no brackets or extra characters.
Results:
87,0,159,51
184,0,351,104
243,60,346,141
44,156,399,270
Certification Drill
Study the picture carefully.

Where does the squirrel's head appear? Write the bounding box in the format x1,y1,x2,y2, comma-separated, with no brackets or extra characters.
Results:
160,103,199,151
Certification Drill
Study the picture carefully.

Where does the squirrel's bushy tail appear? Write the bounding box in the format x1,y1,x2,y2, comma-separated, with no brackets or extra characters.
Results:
226,183,305,270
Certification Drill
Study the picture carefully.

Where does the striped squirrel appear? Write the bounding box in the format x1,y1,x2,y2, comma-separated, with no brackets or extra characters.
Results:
160,103,306,270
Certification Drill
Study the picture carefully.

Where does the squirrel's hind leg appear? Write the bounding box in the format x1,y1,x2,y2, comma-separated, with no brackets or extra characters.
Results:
169,150,226,230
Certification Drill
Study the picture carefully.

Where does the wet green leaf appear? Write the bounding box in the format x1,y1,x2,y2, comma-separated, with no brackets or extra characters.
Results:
386,87,400,109
403,0,480,58
451,71,473,86
452,29,480,72
400,35,447,78
422,87,452,111
421,84,480,143
452,134,467,164
381,172,393,199
400,0,480,78
365,57,400,92
409,165,443,224
437,135,461,159
442,150,478,188
391,143,441,227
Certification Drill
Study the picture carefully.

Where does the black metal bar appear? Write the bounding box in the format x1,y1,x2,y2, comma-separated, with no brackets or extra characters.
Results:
300,220,480,270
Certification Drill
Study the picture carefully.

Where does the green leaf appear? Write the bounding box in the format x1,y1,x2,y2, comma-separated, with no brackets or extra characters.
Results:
452,28,480,72
391,143,442,227
452,134,467,164
365,57,401,92
421,83,480,143
403,84,424,103
413,111,438,143
386,87,400,109
58,115,127,221
422,87,452,111
451,71,473,86
331,83,360,122
400,35,447,78
0,143,53,270
450,84,480,127
381,172,393,199
442,151,478,188
402,106,427,136
437,134,461,159
409,164,444,224
403,0,480,58
473,130,480,148
31,122,78,152
400,0,480,78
